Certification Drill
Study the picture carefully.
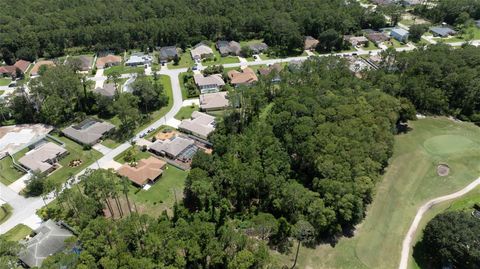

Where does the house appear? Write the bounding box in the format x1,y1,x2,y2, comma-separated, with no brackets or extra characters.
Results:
0,60,31,78
178,111,216,140
199,91,229,111
227,68,258,86
258,63,282,76
304,36,319,50
159,46,178,63
93,83,116,98
390,28,409,42
430,26,456,37
288,60,305,72
193,74,225,94
191,43,214,60
371,0,395,5
30,60,55,77
150,135,197,160
62,118,115,146
216,41,241,56
117,156,167,187
19,220,74,268
18,142,68,174
71,56,93,71
344,35,369,46
366,32,390,45
125,53,153,66
96,54,122,68
249,42,269,54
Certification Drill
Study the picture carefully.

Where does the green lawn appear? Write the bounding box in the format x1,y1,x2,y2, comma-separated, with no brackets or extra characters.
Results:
387,38,408,48
129,165,188,215
179,73,189,100
47,135,102,187
202,44,240,66
174,105,198,120
272,117,480,269
104,65,145,76
433,26,480,43
0,203,13,224
0,148,29,185
1,224,33,242
101,138,122,149
0,78,11,86
0,90,5,95
167,49,194,69
113,146,152,163
362,41,379,51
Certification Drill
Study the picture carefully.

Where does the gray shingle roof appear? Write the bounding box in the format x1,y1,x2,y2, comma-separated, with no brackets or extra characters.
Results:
430,26,456,37
62,119,115,145
150,136,195,158
18,142,67,173
178,111,216,139
200,91,229,110
19,220,74,268
94,83,116,98
159,46,178,60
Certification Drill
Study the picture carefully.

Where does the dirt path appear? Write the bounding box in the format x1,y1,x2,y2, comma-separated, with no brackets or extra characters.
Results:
399,177,480,269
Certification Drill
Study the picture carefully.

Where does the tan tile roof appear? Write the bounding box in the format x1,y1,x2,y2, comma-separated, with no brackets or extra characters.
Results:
30,60,55,76
193,74,225,88
200,91,229,110
18,142,67,173
178,111,216,139
117,156,166,186
191,44,213,59
14,60,31,73
304,36,319,50
96,54,122,68
228,67,258,85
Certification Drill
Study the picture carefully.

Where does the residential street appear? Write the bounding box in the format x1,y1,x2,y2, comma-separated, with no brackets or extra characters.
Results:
1,39,480,235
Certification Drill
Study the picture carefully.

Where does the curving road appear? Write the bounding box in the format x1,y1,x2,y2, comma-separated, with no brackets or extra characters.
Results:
398,177,480,269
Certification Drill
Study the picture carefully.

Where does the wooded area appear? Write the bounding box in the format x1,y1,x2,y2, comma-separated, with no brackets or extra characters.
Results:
0,0,386,62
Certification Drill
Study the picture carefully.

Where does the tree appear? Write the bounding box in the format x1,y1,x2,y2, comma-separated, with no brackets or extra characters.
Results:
24,171,47,197
131,76,168,113
240,46,253,58
415,211,480,268
408,24,429,42
0,237,22,268
114,93,141,139
316,29,343,52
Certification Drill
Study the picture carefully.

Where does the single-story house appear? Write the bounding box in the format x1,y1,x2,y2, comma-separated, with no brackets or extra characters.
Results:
191,43,214,60
258,63,282,82
390,28,409,42
193,73,225,94
125,53,153,66
19,220,74,268
93,83,116,98
96,54,122,69
249,43,269,54
344,35,369,47
429,26,457,37
30,60,55,77
0,60,31,78
402,0,423,5
304,36,319,50
159,46,179,63
62,118,115,146
178,111,216,140
366,32,390,45
71,56,93,71
371,0,395,5
227,67,258,86
199,91,229,111
18,142,68,174
216,41,241,56
150,135,196,160
117,156,167,187
288,59,305,72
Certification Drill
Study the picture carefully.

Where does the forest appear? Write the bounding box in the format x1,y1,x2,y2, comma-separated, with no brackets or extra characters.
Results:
413,0,480,25
0,0,387,62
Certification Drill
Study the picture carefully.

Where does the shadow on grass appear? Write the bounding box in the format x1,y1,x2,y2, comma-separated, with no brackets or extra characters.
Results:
412,239,435,269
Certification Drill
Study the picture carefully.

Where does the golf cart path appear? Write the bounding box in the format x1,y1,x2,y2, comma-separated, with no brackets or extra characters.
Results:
399,177,480,269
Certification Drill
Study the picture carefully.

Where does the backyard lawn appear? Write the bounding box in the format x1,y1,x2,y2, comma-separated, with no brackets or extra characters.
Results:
387,38,408,48
129,165,188,216
113,146,152,163
0,148,29,185
363,41,379,51
179,73,189,100
202,44,240,66
272,117,480,269
46,135,102,187
0,78,11,86
0,203,13,224
104,65,144,76
101,138,122,149
167,49,194,69
174,105,198,120
1,224,33,241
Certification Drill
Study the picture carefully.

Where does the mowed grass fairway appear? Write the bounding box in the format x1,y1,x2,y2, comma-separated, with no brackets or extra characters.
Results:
272,117,480,269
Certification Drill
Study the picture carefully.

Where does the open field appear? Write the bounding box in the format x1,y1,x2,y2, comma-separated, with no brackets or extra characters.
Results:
1,224,33,241
104,65,144,76
175,105,198,120
273,117,480,269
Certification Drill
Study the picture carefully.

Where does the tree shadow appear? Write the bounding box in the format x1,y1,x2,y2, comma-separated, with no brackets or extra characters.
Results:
412,239,434,269
396,122,412,134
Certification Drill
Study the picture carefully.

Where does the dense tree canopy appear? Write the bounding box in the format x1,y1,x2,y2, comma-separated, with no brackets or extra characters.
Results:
414,0,480,25
0,0,386,62
414,211,480,269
